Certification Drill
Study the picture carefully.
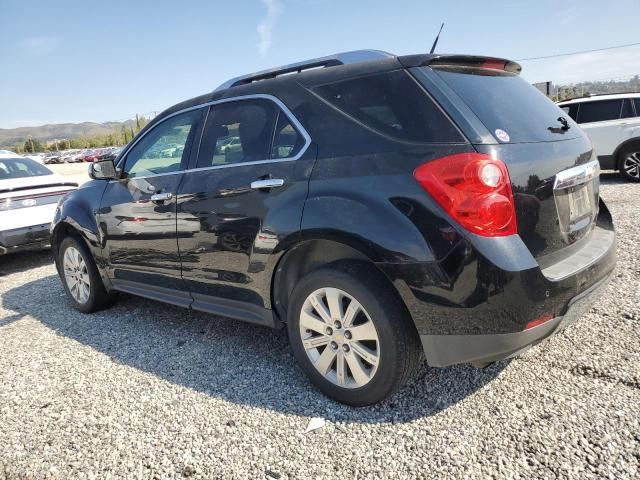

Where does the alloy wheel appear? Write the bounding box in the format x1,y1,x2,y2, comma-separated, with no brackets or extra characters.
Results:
299,287,380,389
63,246,91,304
623,152,640,179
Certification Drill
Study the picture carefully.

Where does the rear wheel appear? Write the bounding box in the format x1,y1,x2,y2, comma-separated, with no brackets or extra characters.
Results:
58,236,117,313
287,263,422,406
620,149,640,182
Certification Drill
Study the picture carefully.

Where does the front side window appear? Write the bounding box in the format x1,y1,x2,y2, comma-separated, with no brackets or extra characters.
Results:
576,100,622,123
124,110,201,178
635,98,640,117
196,99,302,168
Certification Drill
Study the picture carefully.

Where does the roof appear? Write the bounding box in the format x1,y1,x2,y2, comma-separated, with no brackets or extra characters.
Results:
558,92,640,105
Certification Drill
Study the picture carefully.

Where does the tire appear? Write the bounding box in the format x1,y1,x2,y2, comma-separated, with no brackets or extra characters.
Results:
58,236,117,313
287,262,422,406
619,147,640,182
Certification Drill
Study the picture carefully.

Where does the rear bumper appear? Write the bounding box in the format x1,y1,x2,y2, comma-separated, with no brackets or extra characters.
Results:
0,223,51,255
420,274,611,367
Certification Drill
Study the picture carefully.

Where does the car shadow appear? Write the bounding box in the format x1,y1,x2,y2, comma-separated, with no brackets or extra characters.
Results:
0,249,53,276
2,274,507,423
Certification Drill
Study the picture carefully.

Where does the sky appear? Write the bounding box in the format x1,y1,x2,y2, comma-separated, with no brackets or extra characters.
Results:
1,0,639,129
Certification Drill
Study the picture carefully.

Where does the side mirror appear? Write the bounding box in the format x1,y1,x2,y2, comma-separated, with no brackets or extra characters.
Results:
89,159,118,180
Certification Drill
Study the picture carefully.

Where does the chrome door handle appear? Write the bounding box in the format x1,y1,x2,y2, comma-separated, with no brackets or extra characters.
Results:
150,192,173,202
250,178,285,190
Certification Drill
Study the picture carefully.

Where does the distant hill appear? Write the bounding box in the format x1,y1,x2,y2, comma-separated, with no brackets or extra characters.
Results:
0,120,137,146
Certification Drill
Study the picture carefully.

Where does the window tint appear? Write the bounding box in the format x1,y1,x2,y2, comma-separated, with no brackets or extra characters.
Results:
635,99,640,117
620,99,634,119
0,157,52,179
271,111,304,159
124,110,200,178
576,100,622,123
197,99,279,168
432,67,581,143
312,70,463,143
561,104,579,122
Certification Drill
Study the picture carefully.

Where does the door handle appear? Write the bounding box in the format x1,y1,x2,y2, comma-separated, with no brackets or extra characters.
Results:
150,192,173,202
250,178,285,190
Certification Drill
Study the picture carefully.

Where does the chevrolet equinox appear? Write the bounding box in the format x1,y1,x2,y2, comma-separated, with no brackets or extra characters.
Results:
52,51,616,406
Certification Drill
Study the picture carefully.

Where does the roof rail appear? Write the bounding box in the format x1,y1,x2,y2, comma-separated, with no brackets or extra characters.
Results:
214,49,394,92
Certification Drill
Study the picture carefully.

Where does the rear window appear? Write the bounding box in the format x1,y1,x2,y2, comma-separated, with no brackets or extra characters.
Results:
431,67,581,143
0,157,52,180
311,70,464,143
577,100,622,123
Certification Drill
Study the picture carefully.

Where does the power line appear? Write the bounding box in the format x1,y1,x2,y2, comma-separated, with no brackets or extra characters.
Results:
517,42,640,61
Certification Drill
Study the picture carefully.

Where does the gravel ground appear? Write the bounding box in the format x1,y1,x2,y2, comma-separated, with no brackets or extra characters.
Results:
0,172,638,479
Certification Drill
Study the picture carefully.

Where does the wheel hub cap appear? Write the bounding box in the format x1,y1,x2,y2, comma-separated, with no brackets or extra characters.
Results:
623,152,640,179
299,287,380,389
63,246,91,304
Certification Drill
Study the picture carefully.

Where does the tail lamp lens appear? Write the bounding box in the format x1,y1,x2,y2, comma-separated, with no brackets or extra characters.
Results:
414,153,518,237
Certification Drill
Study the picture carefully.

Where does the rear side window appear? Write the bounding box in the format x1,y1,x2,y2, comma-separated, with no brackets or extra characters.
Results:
576,100,622,123
197,99,304,168
311,70,463,143
431,67,581,143
635,99,640,116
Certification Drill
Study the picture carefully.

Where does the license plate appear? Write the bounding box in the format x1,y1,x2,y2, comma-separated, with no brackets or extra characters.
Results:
567,185,591,222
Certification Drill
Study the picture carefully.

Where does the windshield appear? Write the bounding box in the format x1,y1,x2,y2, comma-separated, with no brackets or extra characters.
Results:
0,157,52,179
430,67,581,143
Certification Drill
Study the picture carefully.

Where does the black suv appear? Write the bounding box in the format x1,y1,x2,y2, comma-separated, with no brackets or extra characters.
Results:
52,50,616,406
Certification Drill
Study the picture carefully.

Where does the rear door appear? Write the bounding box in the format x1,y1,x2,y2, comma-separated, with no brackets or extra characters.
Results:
176,97,314,319
99,109,203,305
575,99,633,157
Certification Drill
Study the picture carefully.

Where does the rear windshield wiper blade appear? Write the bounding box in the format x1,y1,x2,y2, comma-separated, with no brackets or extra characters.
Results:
548,116,570,134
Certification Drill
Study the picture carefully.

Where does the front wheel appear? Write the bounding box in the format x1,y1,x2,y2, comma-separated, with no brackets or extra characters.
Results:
287,263,422,406
58,236,117,313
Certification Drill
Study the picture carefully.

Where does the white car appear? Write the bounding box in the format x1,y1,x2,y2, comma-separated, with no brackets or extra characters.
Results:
557,93,640,181
0,156,77,255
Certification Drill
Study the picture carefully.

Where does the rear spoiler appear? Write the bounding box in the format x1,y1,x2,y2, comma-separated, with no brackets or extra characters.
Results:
398,54,522,74
0,182,78,195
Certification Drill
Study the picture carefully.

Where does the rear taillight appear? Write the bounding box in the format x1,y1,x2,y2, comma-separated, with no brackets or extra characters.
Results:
414,153,517,237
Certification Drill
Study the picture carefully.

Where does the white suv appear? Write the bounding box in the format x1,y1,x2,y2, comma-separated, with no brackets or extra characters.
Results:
557,93,640,182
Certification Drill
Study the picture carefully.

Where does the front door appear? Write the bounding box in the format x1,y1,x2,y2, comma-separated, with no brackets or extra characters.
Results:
99,109,203,306
176,97,314,318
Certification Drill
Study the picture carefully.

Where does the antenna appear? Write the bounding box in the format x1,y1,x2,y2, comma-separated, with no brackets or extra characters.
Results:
429,23,445,54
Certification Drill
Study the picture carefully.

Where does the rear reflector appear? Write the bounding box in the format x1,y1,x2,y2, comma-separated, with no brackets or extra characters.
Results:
525,313,555,330
414,153,518,237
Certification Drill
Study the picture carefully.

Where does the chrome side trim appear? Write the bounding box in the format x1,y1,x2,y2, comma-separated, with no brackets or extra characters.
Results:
554,160,600,190
214,50,393,91
115,94,312,181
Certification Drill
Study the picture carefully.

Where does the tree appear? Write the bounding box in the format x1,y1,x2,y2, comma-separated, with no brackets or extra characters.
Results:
23,138,43,153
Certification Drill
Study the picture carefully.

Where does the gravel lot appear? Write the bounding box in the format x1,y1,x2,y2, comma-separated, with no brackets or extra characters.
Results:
0,172,638,479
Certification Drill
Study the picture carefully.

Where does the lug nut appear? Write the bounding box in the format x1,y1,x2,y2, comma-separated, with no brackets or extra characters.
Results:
342,344,350,352
325,327,333,336
344,330,352,340
330,341,338,350
334,321,342,330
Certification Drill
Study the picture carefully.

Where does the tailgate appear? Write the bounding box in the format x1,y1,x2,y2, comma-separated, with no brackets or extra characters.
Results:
416,61,601,260
475,137,599,259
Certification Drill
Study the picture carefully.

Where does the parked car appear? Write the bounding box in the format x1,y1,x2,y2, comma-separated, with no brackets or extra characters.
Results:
557,92,640,181
51,50,616,406
43,152,62,164
61,149,83,163
1,156,77,254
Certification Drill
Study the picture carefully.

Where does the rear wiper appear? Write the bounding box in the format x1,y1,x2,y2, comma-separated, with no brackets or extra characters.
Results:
548,116,570,134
